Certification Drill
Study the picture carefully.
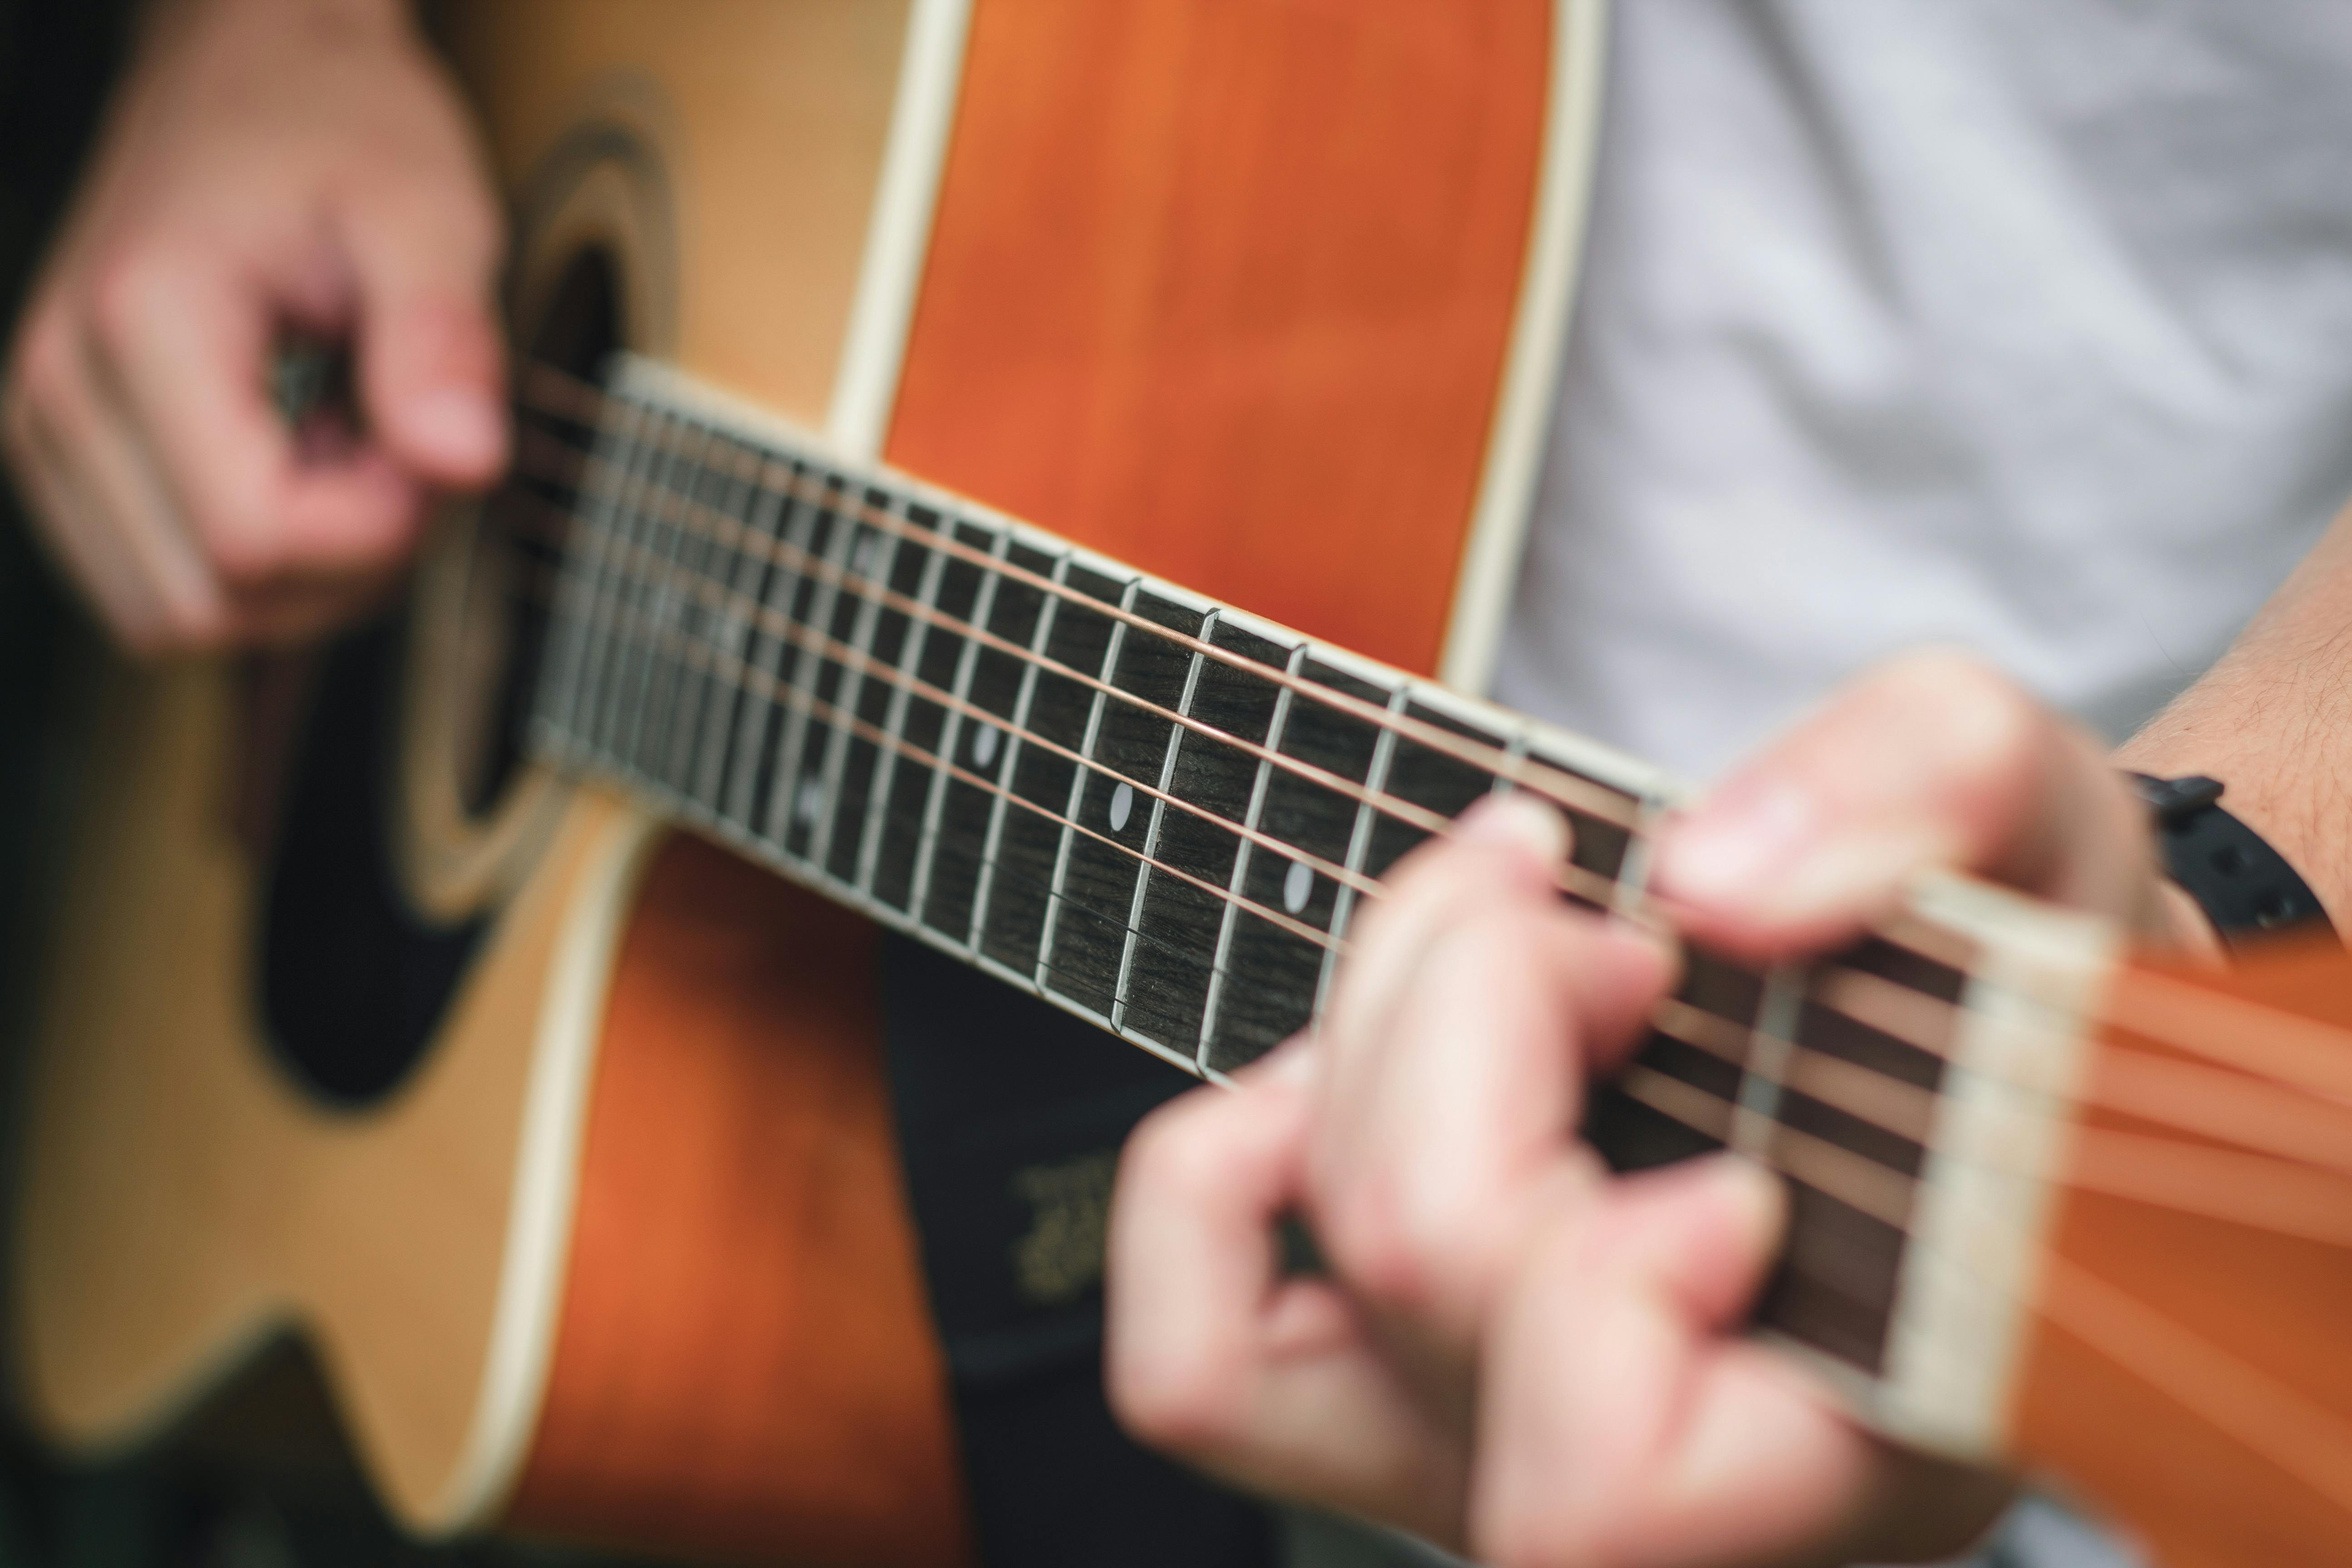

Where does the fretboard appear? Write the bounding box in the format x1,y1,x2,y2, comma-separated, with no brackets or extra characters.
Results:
529,358,1668,1077
520,355,2104,1451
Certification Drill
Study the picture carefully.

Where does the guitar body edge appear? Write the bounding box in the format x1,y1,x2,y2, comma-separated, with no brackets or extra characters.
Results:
10,654,658,1529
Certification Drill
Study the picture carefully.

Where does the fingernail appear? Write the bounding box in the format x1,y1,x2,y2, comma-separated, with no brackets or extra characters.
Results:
1455,794,1570,865
1654,776,1815,906
403,386,505,473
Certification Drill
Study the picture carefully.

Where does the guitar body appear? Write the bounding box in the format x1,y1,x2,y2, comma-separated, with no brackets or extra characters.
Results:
13,4,1601,1562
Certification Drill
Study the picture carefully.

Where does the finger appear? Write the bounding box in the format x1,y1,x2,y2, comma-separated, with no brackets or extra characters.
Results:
4,313,199,648
1110,1073,1309,1455
1651,649,2157,961
1473,1156,1886,1568
1310,900,1669,1365
74,328,241,642
91,250,298,583
1109,1069,1468,1539
340,168,507,487
1328,794,1573,1051
4,391,168,649
90,243,434,602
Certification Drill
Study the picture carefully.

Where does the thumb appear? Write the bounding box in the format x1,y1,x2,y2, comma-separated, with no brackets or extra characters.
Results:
342,177,508,488
1652,650,2152,961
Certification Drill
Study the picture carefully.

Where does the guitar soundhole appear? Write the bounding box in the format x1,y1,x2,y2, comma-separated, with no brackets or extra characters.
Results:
259,246,622,1106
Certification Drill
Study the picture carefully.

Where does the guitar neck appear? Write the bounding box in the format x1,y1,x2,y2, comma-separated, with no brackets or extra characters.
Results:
522,352,2116,1464
529,356,1671,1076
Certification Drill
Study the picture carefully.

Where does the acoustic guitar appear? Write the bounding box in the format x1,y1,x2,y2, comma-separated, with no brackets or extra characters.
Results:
15,4,2352,1567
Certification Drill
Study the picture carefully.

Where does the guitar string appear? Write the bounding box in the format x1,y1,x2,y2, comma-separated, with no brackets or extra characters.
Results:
549,571,1345,951
499,473,1544,914
494,415,2352,1185
501,374,2352,1467
504,457,2352,1186
510,423,1981,1054
1626,1054,2352,1504
502,445,2001,1083
514,365,1647,828
509,426,1644,897
503,441,2352,1136
559,530,2352,1456
509,368,1989,981
516,502,2352,1233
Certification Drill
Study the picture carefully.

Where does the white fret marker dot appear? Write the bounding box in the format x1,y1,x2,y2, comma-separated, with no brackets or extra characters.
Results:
794,777,825,827
1108,780,1135,833
1283,859,1313,914
972,722,1000,767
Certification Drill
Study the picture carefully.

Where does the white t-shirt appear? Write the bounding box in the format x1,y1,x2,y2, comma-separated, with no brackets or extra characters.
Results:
1481,8,2352,1568
1494,0,2352,785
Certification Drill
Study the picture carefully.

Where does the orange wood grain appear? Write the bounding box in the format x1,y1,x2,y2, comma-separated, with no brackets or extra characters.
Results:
2013,936,2352,1568
502,834,971,1568
887,0,1551,677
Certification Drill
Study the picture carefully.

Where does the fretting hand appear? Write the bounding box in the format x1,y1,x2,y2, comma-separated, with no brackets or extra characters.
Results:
2,0,505,652
1107,652,2188,1566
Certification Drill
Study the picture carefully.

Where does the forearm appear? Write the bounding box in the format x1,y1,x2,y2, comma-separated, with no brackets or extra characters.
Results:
2113,499,2352,928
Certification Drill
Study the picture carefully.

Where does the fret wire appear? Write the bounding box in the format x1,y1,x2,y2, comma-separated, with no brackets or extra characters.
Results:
1196,642,1308,1068
1610,793,1669,926
1313,684,1412,1024
761,470,860,848
735,458,825,832
1035,577,1140,995
582,404,680,767
1651,1000,1939,1145
534,394,645,749
611,415,707,778
1481,730,1536,854
684,433,769,813
907,527,1010,931
540,505,1593,913
657,550,2255,1227
806,495,904,872
551,397,647,762
1614,1066,1917,1230
624,418,716,779
535,392,2014,1107
853,515,954,896
1112,610,1217,1034
1730,967,1806,1159
525,395,2193,1233
1488,728,1532,798
657,427,738,802
579,585,1339,951
965,553,1070,954
541,555,2159,1177
565,579,2070,1235
577,568,2000,1201
526,454,1512,868
562,536,2103,1197
716,469,797,826
531,428,1639,830
546,570,2286,1237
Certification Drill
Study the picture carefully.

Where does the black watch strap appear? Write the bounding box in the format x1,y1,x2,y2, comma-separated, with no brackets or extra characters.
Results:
2126,773,2336,946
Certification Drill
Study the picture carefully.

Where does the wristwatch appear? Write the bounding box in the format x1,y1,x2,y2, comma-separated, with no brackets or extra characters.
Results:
2126,773,2336,946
